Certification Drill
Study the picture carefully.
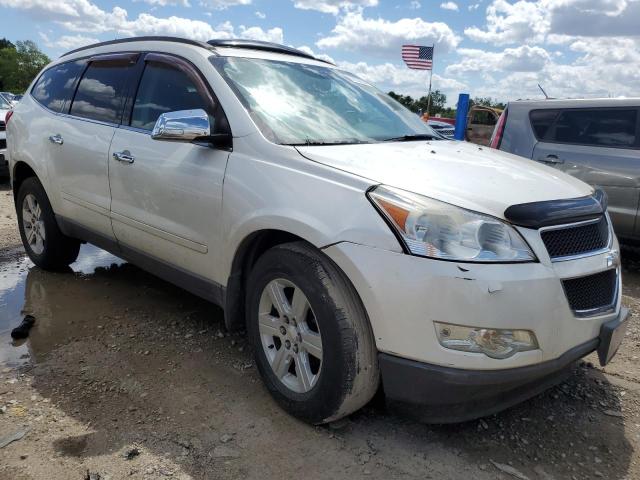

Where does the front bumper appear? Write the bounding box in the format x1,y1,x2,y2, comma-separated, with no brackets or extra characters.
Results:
379,307,628,423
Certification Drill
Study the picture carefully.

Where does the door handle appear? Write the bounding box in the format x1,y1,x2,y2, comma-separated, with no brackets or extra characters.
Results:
113,150,135,164
539,154,564,164
48,134,63,145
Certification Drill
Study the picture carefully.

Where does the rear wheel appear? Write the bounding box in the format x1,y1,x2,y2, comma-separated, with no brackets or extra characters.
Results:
17,177,80,269
246,241,379,424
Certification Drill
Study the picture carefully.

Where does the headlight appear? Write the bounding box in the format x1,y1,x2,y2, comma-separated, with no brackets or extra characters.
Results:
368,185,535,262
434,322,538,359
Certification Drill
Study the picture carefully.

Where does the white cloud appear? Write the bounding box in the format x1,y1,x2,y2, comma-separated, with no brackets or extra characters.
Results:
296,45,336,63
410,1,421,8
238,26,284,43
468,3,481,10
198,0,251,9
338,60,467,99
136,0,191,6
464,0,547,45
465,0,640,46
0,0,276,44
316,12,460,55
440,1,459,11
292,0,378,15
446,45,551,75
40,33,100,50
255,10,266,18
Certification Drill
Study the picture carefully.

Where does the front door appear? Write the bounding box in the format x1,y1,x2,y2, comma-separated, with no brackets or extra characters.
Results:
108,53,230,281
53,54,137,239
532,107,640,240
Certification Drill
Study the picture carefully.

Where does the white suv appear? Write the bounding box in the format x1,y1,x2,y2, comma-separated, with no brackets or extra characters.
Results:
6,37,629,424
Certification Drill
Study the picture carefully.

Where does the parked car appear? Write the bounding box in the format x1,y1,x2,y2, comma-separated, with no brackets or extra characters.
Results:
491,98,640,243
1,92,18,107
0,93,10,177
427,119,455,139
466,105,501,145
7,37,628,424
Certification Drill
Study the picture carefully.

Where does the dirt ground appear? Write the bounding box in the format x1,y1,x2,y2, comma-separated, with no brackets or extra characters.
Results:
1,179,640,480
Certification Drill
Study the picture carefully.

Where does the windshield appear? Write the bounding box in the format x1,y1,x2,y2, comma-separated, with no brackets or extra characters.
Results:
211,56,438,145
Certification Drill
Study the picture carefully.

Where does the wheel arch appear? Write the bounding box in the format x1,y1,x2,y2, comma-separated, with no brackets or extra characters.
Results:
224,229,307,331
12,161,39,202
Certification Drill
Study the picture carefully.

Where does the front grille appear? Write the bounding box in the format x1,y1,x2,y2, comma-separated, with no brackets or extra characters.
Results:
541,216,609,259
0,138,5,150
0,121,5,132
562,269,617,314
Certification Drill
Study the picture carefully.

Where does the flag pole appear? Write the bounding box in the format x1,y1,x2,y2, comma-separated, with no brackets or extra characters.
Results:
425,44,434,120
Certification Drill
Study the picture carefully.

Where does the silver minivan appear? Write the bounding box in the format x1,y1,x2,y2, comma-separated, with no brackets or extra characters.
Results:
491,98,640,242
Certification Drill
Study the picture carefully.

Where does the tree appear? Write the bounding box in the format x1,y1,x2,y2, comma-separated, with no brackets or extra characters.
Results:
0,39,50,93
470,96,506,110
388,89,452,117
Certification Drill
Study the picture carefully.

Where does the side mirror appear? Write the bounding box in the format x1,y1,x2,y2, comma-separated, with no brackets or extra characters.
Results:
151,109,211,142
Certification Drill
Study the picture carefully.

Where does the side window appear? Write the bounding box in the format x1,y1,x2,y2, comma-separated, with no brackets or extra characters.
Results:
31,60,85,112
130,62,210,131
550,109,638,148
70,61,130,124
529,109,560,140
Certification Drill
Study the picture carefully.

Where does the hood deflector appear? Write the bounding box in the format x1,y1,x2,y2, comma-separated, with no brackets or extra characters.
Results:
504,189,607,229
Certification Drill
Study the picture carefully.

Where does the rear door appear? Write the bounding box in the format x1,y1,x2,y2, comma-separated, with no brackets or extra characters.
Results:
108,53,230,281
52,54,137,239
531,107,640,239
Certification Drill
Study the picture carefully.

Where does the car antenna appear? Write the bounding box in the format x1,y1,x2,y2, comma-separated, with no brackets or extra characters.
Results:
538,84,550,99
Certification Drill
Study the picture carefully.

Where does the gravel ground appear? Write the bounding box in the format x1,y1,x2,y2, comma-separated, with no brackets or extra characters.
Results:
1,177,639,480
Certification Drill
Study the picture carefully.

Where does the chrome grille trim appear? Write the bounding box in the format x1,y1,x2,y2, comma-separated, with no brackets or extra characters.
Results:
539,216,612,262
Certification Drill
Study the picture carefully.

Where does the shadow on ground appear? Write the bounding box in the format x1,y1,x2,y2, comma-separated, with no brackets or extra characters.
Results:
0,245,635,479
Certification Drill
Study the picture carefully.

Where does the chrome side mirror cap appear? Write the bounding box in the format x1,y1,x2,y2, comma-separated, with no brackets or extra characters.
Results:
151,109,211,142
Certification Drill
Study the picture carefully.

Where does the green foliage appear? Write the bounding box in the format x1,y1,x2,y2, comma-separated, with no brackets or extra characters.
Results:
0,39,50,93
470,96,506,110
387,90,455,118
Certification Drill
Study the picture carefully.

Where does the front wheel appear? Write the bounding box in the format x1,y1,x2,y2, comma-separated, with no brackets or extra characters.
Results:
246,242,379,424
16,177,80,270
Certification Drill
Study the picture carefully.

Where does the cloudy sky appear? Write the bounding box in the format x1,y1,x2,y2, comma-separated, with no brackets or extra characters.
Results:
1,0,639,104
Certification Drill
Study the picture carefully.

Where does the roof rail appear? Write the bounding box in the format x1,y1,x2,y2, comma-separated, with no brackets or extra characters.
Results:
207,39,332,64
61,36,213,57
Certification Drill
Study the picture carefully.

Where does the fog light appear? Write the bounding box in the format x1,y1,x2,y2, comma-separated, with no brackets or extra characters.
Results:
434,322,538,359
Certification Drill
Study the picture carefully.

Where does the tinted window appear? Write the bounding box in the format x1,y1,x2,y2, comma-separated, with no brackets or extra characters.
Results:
550,109,638,147
131,62,209,131
70,62,130,124
31,60,85,112
529,109,560,140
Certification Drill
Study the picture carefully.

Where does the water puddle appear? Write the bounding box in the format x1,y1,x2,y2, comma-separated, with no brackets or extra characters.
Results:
0,245,124,368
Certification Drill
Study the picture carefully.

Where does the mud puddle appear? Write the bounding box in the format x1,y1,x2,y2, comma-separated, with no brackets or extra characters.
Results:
0,245,124,367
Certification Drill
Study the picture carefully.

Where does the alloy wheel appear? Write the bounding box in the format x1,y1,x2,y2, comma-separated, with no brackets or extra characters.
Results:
258,278,323,393
22,193,46,255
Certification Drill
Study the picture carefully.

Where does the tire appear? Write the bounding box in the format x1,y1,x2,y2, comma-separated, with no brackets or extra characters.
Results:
16,177,80,270
246,241,379,424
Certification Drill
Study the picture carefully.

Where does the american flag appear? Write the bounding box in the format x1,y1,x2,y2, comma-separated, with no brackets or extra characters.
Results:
401,45,433,70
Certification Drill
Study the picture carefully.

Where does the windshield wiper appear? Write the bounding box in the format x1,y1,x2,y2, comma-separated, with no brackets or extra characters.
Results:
283,139,370,146
382,134,438,142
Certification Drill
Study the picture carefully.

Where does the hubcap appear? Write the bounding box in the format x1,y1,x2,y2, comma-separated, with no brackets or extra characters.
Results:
22,194,46,255
258,278,323,394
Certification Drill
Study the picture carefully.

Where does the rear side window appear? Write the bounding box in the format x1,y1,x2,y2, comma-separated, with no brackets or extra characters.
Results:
548,108,638,148
529,109,560,140
130,62,210,131
70,61,130,124
31,60,85,112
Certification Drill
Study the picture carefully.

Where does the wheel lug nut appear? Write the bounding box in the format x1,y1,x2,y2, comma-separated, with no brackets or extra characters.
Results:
279,326,287,335
285,340,291,349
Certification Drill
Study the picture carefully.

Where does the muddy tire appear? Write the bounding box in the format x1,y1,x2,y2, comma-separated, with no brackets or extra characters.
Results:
16,177,80,270
246,241,379,424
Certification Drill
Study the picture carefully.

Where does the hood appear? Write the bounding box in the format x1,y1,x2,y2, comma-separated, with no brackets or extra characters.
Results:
296,140,592,220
